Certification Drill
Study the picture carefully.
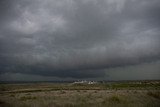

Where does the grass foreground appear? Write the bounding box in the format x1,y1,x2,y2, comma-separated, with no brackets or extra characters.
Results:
0,80,160,107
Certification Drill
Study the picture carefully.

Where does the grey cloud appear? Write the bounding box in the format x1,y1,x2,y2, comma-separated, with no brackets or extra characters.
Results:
0,0,160,79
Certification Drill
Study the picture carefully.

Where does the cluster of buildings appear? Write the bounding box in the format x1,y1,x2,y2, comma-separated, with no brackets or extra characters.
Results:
73,80,97,84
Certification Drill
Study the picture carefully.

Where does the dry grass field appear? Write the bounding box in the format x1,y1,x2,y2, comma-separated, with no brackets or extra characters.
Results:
0,81,160,107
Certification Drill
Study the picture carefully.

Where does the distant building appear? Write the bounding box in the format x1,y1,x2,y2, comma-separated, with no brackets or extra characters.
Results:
73,80,97,84
88,81,97,84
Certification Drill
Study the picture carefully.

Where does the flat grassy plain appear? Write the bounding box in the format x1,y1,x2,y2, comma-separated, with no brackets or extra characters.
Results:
0,81,160,107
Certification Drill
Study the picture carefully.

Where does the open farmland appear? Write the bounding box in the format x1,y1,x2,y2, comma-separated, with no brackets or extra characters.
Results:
0,81,160,107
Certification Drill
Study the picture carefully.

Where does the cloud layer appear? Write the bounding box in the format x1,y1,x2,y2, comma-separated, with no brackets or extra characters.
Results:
0,0,160,79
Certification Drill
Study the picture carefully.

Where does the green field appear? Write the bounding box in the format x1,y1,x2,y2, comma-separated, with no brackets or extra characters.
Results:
0,81,160,107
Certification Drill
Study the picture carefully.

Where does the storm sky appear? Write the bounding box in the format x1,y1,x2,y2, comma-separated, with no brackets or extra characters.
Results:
0,0,160,81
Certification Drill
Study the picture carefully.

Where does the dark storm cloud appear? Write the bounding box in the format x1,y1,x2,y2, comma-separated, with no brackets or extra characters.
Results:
0,0,160,79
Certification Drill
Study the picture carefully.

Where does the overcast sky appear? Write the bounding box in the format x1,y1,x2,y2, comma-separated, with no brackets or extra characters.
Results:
0,0,160,81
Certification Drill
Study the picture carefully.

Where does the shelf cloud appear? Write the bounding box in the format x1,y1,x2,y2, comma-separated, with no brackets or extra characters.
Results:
0,0,160,80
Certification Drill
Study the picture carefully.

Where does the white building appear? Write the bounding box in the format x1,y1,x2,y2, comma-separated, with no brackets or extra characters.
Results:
73,80,97,84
